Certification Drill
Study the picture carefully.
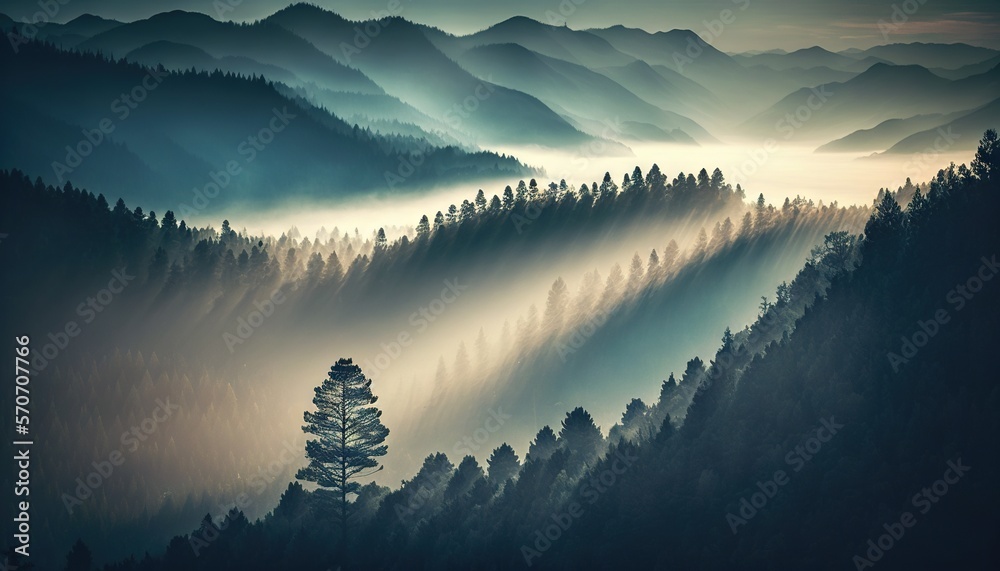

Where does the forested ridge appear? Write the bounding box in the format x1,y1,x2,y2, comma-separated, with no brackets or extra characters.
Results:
0,36,531,207
70,132,995,571
3,131,997,569
0,162,864,358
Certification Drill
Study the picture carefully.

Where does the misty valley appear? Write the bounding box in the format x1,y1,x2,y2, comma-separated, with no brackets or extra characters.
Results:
1,2,999,570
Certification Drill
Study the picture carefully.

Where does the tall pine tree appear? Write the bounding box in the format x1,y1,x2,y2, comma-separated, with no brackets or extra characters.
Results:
297,358,389,549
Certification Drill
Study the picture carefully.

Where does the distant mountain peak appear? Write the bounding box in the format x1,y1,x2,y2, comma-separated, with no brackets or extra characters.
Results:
272,2,348,22
862,61,931,75
500,15,541,25
146,10,220,25
488,15,548,31
840,61,945,89
66,13,116,24
795,46,835,55
659,28,698,38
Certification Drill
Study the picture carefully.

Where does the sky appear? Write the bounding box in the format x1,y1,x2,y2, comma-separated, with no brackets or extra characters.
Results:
6,0,1000,52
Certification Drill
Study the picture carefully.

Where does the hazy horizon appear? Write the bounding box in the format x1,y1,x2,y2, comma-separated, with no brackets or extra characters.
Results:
4,0,1000,52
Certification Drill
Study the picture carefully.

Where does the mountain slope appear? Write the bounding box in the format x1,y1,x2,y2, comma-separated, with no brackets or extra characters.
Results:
743,63,999,141
732,46,861,71
815,112,957,152
455,42,710,143
858,42,999,68
455,16,637,69
77,10,383,95
267,5,596,148
593,59,723,125
587,26,797,119
125,40,301,85
1,39,530,210
931,54,1000,80
884,98,1000,153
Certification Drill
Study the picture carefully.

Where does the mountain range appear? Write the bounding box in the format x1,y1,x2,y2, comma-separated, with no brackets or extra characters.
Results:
1,3,998,209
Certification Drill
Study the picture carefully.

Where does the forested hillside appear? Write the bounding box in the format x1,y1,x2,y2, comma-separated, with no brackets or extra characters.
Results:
77,134,992,571
0,159,869,567
0,37,531,209
9,130,995,571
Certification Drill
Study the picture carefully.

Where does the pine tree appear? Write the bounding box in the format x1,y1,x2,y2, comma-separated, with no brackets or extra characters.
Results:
487,443,521,485
755,193,767,230
710,167,725,192
446,455,485,499
460,199,476,221
628,252,644,291
972,128,998,181
863,189,905,257
416,215,430,238
647,249,660,278
695,227,709,255
544,277,569,332
631,166,646,192
297,358,389,549
527,425,558,462
611,398,652,444
558,407,604,472
740,211,753,236
503,185,515,209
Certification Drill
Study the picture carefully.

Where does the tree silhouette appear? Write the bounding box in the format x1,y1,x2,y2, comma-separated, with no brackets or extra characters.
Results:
972,128,998,181
527,426,558,462
446,456,485,500
65,539,93,571
297,358,389,550
487,443,521,485
558,407,604,472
